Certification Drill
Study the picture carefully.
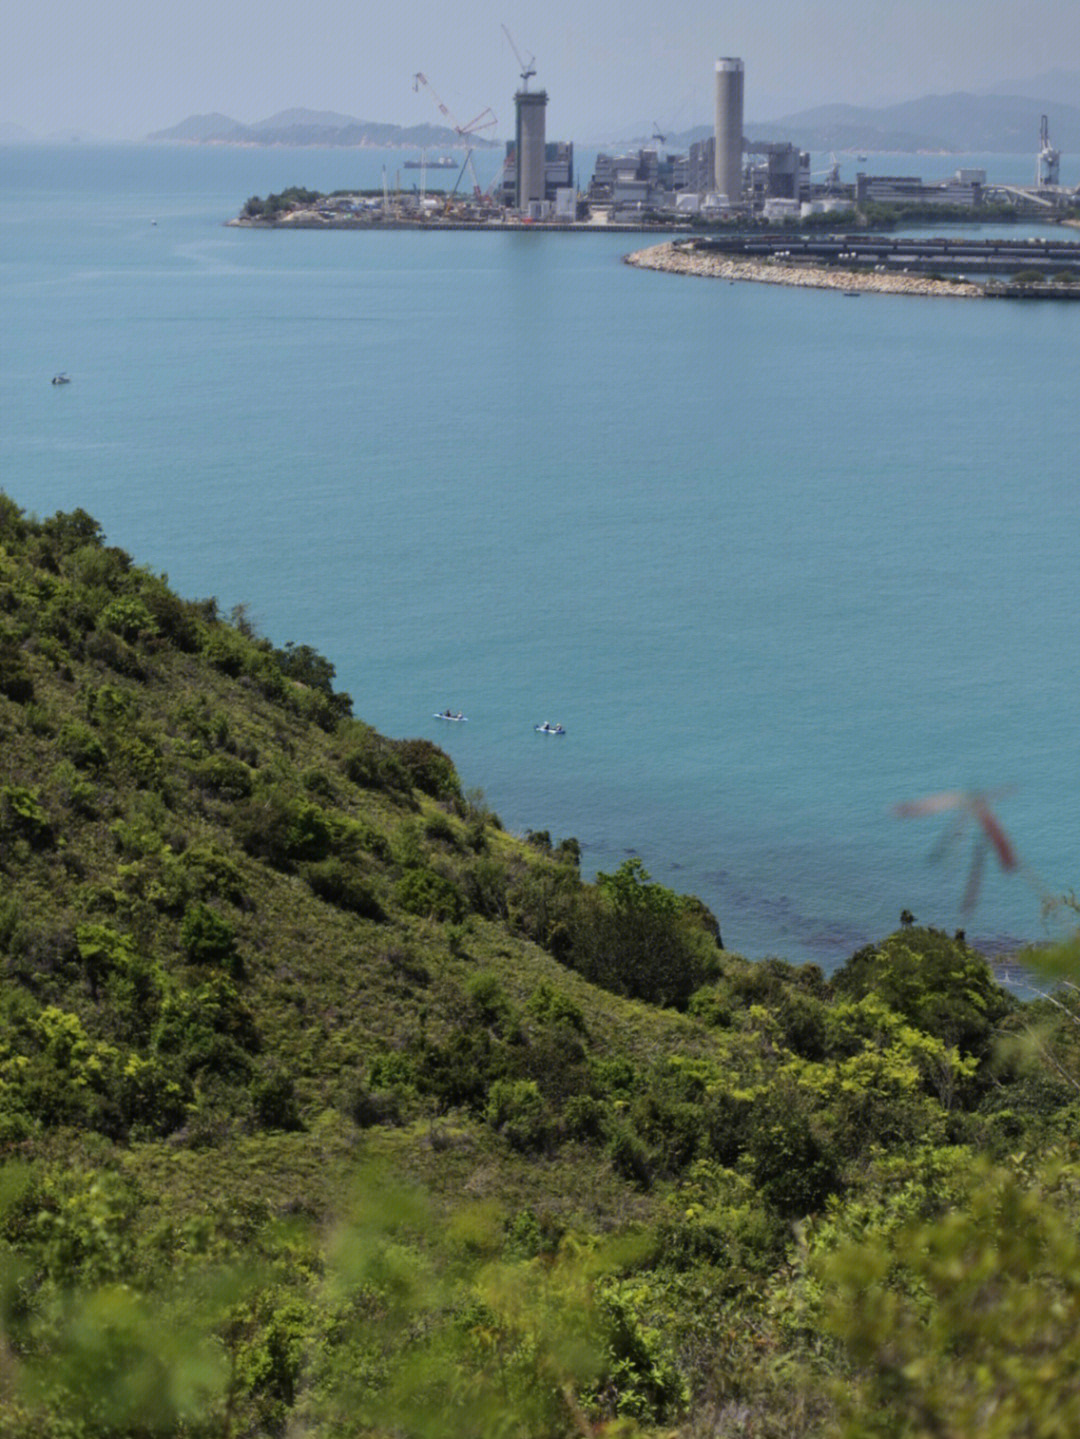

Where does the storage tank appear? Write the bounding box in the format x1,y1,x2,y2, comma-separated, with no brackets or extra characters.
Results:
714,58,744,203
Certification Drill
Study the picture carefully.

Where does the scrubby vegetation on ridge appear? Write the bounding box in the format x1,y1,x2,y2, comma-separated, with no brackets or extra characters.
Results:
3,491,1080,1437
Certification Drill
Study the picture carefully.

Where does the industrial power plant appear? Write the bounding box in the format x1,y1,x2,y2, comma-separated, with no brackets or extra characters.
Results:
248,37,1078,229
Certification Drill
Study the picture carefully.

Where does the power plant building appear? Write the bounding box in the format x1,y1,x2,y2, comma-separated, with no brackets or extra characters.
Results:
714,58,744,202
500,139,574,209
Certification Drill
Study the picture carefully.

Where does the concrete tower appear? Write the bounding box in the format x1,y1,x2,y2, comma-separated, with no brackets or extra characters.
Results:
714,57,744,202
515,88,548,210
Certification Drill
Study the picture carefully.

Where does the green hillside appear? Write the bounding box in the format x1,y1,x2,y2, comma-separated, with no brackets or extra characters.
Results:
3,492,1080,1437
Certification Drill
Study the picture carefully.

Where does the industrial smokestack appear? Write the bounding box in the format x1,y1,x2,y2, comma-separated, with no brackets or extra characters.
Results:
714,58,744,202
515,89,548,209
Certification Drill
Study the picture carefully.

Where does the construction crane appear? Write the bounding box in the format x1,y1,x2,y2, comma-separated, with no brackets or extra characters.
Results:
1038,114,1060,188
651,123,666,152
412,73,497,202
501,24,536,91
811,153,843,194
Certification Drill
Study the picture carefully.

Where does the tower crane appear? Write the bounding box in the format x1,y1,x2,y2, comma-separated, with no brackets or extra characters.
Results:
1037,114,1060,188
412,73,497,202
501,25,536,91
811,153,843,194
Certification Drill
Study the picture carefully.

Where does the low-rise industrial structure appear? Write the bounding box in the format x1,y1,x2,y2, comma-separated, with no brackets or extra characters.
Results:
854,170,985,207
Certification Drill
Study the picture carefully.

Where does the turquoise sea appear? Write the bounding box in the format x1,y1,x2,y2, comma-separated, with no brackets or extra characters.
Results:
2,143,1078,969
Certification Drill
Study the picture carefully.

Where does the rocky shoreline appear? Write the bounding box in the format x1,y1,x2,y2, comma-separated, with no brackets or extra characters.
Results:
624,240,984,298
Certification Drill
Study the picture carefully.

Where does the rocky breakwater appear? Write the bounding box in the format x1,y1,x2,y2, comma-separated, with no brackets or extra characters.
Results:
625,241,984,299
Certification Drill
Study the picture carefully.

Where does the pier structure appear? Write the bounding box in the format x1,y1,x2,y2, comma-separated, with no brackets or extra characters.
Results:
692,232,1080,278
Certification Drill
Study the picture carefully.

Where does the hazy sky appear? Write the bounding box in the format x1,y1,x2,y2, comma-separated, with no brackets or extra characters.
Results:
3,0,1076,140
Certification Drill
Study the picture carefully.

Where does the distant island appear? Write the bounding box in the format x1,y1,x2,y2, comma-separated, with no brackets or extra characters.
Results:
140,74,1080,156
146,107,496,151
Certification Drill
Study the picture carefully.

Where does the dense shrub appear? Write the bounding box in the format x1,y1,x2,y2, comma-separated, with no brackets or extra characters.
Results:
747,1091,840,1218
389,738,461,801
340,726,411,795
180,902,243,976
98,596,157,642
233,794,333,869
303,858,384,919
57,719,107,770
273,641,352,724
486,1078,549,1151
0,627,34,702
395,867,465,922
417,1027,508,1111
833,926,1015,1057
191,753,254,800
563,887,710,1009
251,1067,303,1130
1,785,53,848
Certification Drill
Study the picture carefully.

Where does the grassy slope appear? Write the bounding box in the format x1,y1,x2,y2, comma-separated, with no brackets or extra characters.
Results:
4,492,1080,1437
0,494,724,1228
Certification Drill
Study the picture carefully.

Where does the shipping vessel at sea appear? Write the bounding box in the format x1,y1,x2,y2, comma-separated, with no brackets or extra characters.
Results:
404,156,458,169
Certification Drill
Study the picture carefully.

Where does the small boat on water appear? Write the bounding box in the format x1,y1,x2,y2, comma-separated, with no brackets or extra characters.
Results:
435,710,467,722
534,722,566,735
51,373,71,385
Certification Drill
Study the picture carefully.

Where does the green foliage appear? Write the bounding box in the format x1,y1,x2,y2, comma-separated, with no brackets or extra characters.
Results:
251,1065,303,1130
391,738,461,801
562,867,714,1009
395,866,465,922
833,925,1015,1057
190,751,254,798
595,856,680,915
340,723,412,794
273,639,353,723
180,901,243,975
153,975,259,1081
817,1156,1080,1438
524,979,587,1033
485,1077,549,1150
303,856,385,918
746,1088,841,1218
1,784,53,848
234,791,333,868
98,593,158,642
0,625,34,701
57,717,108,769
594,1275,689,1421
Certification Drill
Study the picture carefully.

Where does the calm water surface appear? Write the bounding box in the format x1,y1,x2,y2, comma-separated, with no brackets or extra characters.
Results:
3,144,1078,968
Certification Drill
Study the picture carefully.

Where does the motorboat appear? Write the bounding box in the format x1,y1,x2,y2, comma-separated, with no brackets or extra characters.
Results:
534,722,566,735
51,373,71,385
434,710,467,722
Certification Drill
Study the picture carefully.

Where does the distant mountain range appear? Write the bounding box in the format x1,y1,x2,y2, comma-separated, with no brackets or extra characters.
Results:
643,73,1080,156
146,109,496,150
4,71,1076,154
750,91,1080,155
